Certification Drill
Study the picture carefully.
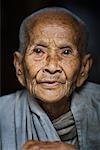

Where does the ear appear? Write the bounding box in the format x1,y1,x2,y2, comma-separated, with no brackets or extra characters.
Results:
13,51,26,87
76,54,93,87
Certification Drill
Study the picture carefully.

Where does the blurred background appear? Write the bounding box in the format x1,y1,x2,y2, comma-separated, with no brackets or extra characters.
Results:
1,0,100,95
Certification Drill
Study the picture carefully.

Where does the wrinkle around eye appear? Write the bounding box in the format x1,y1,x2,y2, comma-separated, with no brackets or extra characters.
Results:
60,48,80,58
25,47,45,57
34,47,44,54
31,49,45,60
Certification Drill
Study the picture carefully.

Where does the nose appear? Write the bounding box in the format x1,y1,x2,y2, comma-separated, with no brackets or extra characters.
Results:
43,55,62,74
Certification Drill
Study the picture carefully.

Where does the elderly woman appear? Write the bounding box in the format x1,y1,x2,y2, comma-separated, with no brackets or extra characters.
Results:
0,7,100,150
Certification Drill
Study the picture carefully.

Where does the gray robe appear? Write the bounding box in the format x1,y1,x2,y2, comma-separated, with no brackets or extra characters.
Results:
0,82,100,150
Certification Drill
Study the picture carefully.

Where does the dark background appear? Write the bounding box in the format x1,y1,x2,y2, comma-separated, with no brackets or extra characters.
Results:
1,0,100,96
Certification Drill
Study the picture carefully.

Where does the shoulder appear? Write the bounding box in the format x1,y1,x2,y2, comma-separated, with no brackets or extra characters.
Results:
76,81,100,113
0,90,27,117
84,81,100,110
78,81,100,99
72,82,100,112
0,91,20,106
75,82,100,148
82,81,100,93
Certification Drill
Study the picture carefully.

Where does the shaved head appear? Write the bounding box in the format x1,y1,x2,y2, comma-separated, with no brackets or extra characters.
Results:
19,7,88,56
14,7,92,105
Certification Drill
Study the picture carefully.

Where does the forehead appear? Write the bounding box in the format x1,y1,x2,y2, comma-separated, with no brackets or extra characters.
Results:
29,22,79,45
31,24,76,46
26,11,82,47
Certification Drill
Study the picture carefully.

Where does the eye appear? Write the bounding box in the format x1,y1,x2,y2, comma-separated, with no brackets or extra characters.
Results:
62,49,72,56
32,47,45,58
34,48,43,54
33,47,45,57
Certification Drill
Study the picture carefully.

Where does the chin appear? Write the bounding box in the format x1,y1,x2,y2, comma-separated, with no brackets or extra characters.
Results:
34,89,67,104
31,83,70,103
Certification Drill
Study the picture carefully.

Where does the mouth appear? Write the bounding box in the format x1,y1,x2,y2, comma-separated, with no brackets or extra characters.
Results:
38,81,63,89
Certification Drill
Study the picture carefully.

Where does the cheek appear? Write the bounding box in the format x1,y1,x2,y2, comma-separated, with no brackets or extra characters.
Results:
61,58,81,81
24,56,46,77
23,57,46,95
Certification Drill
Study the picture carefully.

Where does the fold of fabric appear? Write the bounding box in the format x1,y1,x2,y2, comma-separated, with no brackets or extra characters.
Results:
52,111,78,145
14,90,60,150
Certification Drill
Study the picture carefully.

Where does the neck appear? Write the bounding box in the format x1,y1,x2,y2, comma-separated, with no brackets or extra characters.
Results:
38,97,71,120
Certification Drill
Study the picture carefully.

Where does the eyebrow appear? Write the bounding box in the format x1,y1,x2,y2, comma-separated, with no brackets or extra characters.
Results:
59,45,72,49
36,44,48,48
58,43,73,49
35,41,49,47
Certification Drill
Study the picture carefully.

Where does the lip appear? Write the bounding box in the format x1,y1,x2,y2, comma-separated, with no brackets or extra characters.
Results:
39,81,62,89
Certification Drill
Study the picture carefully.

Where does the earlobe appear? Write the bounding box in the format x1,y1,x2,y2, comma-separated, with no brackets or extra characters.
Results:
13,51,26,87
76,54,93,87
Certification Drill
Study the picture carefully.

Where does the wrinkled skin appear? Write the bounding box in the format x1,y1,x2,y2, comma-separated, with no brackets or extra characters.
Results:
22,140,77,150
23,23,81,102
14,11,92,150
15,23,83,103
